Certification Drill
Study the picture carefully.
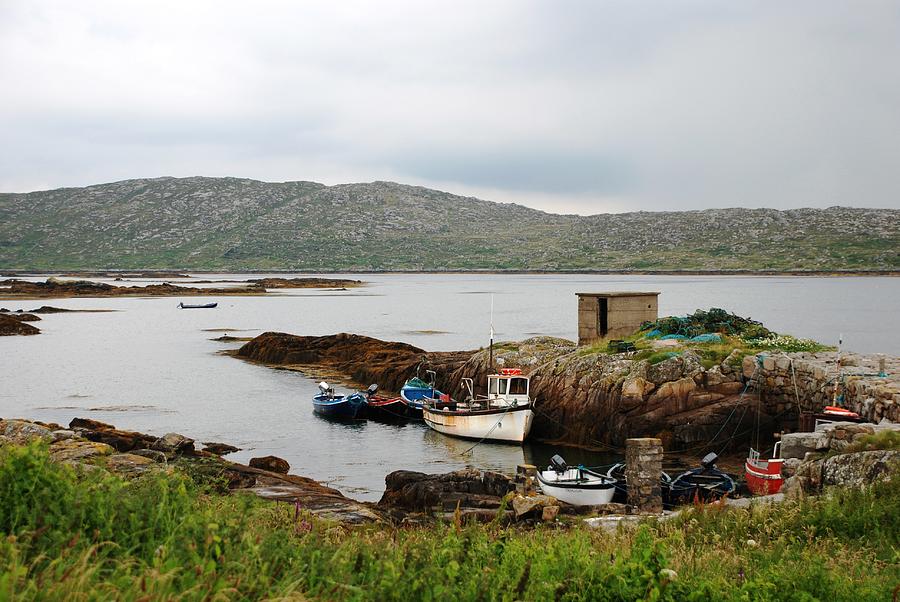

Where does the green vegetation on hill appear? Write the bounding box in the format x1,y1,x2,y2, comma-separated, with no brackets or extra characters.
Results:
1,443,898,600
1,177,898,271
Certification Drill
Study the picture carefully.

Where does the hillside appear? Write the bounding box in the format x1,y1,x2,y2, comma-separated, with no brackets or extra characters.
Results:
0,177,896,271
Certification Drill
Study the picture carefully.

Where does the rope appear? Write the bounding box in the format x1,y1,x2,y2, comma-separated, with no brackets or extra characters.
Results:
457,403,525,456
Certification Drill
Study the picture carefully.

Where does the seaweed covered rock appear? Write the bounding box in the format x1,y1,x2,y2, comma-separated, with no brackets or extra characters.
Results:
0,314,40,335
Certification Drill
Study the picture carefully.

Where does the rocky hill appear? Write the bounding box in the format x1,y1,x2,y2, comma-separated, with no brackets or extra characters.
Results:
0,177,896,271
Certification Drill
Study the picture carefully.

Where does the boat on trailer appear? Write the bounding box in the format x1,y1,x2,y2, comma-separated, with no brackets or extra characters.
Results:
312,382,368,419
745,442,784,496
422,368,534,443
537,455,617,506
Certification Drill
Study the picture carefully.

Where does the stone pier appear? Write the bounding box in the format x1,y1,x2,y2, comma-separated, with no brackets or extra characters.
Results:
625,438,663,513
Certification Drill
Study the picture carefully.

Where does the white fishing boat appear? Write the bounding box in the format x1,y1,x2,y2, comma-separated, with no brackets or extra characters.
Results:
536,455,617,506
422,368,534,443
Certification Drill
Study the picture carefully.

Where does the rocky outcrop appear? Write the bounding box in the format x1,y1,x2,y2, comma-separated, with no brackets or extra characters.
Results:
236,332,474,393
236,333,776,449
0,314,40,335
0,417,382,525
0,278,265,299
249,455,290,474
203,442,241,455
246,277,363,288
378,469,514,512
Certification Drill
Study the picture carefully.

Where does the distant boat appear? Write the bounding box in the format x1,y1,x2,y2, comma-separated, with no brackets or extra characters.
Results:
312,382,367,419
422,368,534,443
177,302,217,309
537,455,617,506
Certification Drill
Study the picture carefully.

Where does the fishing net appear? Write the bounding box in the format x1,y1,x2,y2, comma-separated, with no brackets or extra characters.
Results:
641,308,772,339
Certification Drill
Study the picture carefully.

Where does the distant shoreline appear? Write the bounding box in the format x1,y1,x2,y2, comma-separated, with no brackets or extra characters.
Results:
1,268,898,277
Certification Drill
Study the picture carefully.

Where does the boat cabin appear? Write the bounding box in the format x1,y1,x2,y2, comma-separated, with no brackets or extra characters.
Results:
487,368,530,405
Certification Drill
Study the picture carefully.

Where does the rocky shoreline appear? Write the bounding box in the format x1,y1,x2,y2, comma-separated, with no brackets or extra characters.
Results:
233,332,899,451
0,276,364,300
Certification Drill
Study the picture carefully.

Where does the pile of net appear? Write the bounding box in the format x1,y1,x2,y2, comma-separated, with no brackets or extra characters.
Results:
641,308,772,340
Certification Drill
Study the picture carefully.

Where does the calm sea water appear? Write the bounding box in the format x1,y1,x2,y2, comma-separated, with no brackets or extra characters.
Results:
2,273,897,500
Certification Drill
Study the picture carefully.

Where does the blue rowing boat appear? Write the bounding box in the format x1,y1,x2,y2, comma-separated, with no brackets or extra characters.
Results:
312,382,368,419
400,375,444,418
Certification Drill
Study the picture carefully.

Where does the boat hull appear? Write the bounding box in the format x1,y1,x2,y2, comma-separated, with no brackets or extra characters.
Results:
745,459,784,496
365,396,409,420
423,405,533,443
537,470,615,506
312,393,366,419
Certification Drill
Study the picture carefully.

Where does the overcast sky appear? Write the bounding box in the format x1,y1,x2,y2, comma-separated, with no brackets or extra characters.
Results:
1,1,899,214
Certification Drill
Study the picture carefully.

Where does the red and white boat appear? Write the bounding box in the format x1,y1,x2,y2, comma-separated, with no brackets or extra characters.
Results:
745,442,784,496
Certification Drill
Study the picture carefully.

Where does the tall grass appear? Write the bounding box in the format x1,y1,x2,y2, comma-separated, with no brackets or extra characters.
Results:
0,443,897,600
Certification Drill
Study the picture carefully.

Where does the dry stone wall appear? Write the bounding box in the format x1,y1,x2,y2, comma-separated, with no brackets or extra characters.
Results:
742,351,900,423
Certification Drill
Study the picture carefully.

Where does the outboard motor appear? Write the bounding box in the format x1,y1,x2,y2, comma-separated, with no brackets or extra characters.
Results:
549,454,568,474
366,384,378,397
700,452,719,470
318,381,333,397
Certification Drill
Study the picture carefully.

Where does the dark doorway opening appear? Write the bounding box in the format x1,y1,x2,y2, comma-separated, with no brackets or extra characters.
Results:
598,298,608,337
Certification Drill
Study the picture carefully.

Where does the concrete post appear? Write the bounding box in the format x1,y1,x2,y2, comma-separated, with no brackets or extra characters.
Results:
625,438,663,513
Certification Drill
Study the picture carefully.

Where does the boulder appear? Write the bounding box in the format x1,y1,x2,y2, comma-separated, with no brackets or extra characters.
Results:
646,357,684,385
621,377,654,403
152,433,195,454
130,449,168,463
780,432,827,459
51,429,77,442
511,494,557,518
0,419,52,445
821,450,900,488
69,418,157,452
106,453,157,476
249,455,290,474
49,439,114,463
647,377,696,409
203,442,241,456
541,505,560,521
379,469,513,511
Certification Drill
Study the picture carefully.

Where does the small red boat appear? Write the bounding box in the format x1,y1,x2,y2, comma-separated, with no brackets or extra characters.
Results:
745,442,784,496
365,394,410,420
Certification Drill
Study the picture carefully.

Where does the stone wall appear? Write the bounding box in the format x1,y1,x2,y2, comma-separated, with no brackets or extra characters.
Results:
741,351,900,424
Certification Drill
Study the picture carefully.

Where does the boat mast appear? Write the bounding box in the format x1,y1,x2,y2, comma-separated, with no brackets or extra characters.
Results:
489,294,494,373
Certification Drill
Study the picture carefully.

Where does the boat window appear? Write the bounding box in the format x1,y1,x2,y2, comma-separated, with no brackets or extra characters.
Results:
508,377,528,395
489,377,499,395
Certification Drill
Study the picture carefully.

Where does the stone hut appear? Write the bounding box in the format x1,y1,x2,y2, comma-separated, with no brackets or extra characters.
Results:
576,292,659,345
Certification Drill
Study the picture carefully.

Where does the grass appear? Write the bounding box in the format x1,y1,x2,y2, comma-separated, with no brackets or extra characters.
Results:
1,442,899,600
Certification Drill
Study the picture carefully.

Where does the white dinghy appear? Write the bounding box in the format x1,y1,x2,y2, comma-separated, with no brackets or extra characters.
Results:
537,455,617,506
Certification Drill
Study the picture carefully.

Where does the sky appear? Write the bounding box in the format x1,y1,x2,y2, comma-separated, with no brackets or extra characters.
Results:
1,1,899,214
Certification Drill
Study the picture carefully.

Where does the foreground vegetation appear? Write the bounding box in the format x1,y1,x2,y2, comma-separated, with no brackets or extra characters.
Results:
1,444,897,600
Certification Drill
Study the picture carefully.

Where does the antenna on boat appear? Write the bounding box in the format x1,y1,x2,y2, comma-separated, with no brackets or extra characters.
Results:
489,294,494,373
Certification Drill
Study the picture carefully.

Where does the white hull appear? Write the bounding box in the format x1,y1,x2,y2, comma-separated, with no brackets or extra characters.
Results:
537,468,616,506
423,406,534,443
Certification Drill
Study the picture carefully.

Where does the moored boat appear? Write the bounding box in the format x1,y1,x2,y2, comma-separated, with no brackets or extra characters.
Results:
365,389,409,420
669,453,736,505
422,368,534,444
400,372,444,418
537,455,617,506
745,442,784,496
312,382,368,419
177,302,217,309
